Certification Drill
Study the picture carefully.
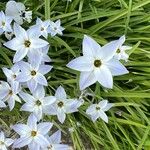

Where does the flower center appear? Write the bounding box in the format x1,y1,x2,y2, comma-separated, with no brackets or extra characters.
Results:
36,100,42,106
13,74,16,79
116,49,121,53
31,131,37,137
9,90,13,95
21,11,26,18
2,21,5,26
41,27,44,31
57,101,64,108
96,106,100,110
94,60,101,67
0,141,4,145
47,145,52,150
54,27,57,30
31,70,36,76
24,40,31,48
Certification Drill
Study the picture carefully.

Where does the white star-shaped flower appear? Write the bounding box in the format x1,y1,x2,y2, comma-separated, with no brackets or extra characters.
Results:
45,86,83,123
31,18,50,39
5,1,32,25
42,130,69,150
4,23,49,63
48,20,65,37
12,114,53,150
67,35,129,90
114,35,132,62
86,100,113,123
0,131,14,150
16,61,52,93
20,86,56,121
0,11,12,35
2,63,20,90
0,81,21,111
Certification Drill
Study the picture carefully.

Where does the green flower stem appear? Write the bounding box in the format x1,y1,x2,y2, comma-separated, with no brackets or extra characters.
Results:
45,0,50,19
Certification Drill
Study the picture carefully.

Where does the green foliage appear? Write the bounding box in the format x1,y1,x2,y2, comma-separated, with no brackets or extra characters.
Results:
0,0,150,149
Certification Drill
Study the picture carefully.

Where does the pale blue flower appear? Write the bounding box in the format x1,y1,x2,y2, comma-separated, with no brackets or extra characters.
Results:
0,131,14,150
114,35,132,62
48,20,65,37
86,100,113,123
31,18,50,39
12,114,53,150
41,130,69,150
45,86,83,123
0,81,21,111
2,63,20,90
67,35,129,90
0,11,12,35
20,86,56,121
4,23,49,63
16,61,52,93
5,1,32,25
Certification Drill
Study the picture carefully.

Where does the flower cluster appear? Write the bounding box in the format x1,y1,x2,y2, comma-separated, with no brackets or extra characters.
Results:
0,1,132,149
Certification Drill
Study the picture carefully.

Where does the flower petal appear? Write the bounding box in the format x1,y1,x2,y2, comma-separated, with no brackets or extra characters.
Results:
0,101,6,108
27,79,38,92
37,122,53,135
79,71,97,90
94,66,113,89
27,114,37,130
16,73,31,82
57,109,66,123
35,74,47,86
43,105,57,115
66,99,82,113
3,38,21,51
98,100,108,109
106,59,129,76
19,92,35,103
83,35,101,57
11,124,30,135
8,96,15,111
28,141,40,150
13,48,28,63
38,65,53,75
34,107,43,121
33,85,45,99
31,38,49,49
98,110,108,123
49,130,61,144
21,103,34,112
2,68,12,79
5,138,14,146
42,96,56,106
55,86,66,100
13,23,27,38
0,131,5,141
67,56,94,72
34,134,49,148
27,49,42,68
91,112,100,122
13,136,32,148
102,103,114,112
118,35,125,47
101,40,120,61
